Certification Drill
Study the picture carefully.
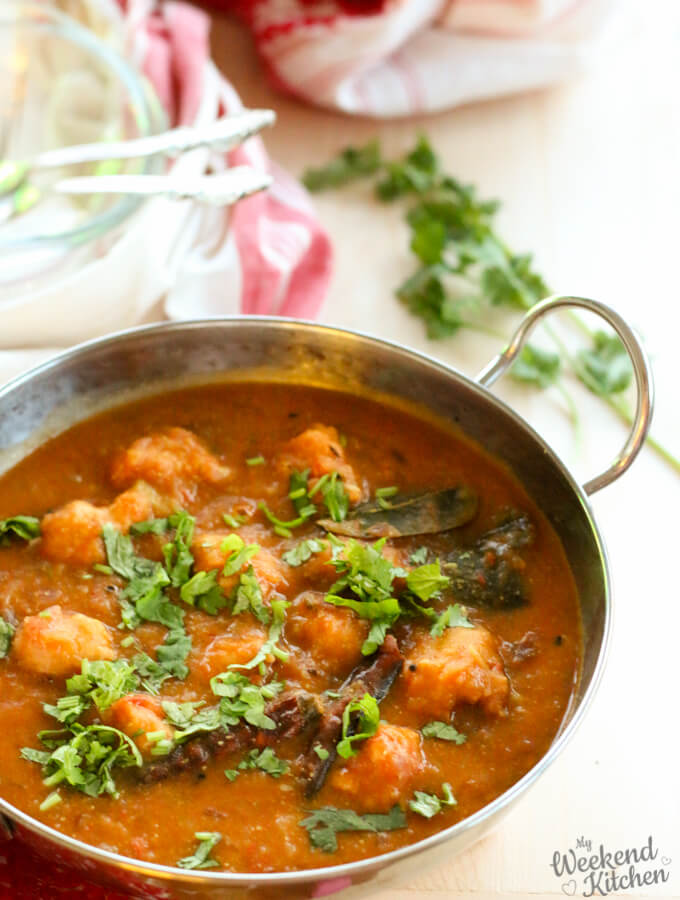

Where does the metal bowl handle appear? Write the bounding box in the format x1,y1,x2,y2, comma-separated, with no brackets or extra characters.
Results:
475,295,654,496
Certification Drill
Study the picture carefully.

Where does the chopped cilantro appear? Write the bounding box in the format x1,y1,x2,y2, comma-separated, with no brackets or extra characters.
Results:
288,470,317,520
406,561,450,601
180,569,228,615
300,805,406,853
224,768,239,781
44,659,139,725
102,523,191,681
177,831,222,870
162,511,195,587
421,721,466,744
229,597,289,670
408,783,456,818
21,723,143,799
324,539,402,654
0,617,14,659
282,538,326,567
222,512,248,529
313,743,329,760
238,747,288,777
337,693,380,759
220,534,259,577
430,603,473,637
156,627,192,680
319,471,349,522
409,546,428,565
231,566,270,625
208,671,283,731
246,455,265,466
39,790,62,812
0,515,40,544
130,517,170,535
258,501,308,538
131,652,171,694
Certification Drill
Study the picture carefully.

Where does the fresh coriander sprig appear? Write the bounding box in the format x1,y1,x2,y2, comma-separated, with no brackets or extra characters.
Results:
303,138,678,475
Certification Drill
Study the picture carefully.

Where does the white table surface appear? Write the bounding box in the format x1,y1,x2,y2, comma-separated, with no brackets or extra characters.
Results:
2,0,679,897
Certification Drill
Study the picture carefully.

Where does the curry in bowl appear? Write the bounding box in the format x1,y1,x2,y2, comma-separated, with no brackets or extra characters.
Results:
0,381,580,872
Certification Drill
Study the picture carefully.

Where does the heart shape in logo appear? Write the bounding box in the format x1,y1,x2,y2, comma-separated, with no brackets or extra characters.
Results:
562,880,577,896
662,856,672,865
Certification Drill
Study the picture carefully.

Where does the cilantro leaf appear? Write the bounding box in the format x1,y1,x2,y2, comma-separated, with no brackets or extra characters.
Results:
238,747,288,777
421,721,466,744
396,266,466,340
302,141,382,192
131,652,171,694
220,534,260,577
319,471,349,522
162,511,195,587
129,517,169,535
22,723,143,800
45,659,139,725
409,546,428,565
156,627,191,680
430,603,473,637
511,344,561,389
282,538,326,567
300,805,406,853
177,832,222,870
231,566,270,625
408,783,457,818
180,569,228,615
229,597,289,670
0,617,14,658
0,515,40,544
406,561,449,601
209,671,282,731
337,693,380,759
575,331,633,396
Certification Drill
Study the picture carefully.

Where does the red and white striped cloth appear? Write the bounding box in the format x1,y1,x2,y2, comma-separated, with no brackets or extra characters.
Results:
215,0,614,117
127,0,333,321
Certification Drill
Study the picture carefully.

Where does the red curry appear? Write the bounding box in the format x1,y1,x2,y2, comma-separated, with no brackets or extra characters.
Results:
0,382,580,872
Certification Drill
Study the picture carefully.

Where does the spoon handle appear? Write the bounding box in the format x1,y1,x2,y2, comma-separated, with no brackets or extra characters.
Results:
31,110,276,170
53,166,273,206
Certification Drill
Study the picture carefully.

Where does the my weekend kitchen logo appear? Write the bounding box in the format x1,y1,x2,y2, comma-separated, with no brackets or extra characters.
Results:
550,835,672,897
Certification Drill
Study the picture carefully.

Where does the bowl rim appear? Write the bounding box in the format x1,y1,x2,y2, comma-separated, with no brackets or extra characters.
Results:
0,0,165,250
0,315,613,887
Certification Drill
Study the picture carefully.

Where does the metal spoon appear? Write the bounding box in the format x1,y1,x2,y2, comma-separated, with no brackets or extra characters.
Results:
0,108,276,196
0,166,273,225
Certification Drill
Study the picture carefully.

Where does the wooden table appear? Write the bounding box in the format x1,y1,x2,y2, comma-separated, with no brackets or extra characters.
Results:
206,3,679,898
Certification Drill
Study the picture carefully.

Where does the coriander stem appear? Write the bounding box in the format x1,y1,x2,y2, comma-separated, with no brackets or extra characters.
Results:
555,308,680,474
555,381,583,453
603,393,680,475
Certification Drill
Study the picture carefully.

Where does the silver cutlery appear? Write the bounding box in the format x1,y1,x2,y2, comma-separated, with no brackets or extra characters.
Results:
0,108,276,196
